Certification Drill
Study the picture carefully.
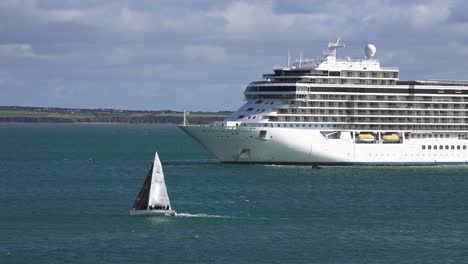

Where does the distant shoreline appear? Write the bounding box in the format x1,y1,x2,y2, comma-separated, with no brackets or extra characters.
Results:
0,106,231,124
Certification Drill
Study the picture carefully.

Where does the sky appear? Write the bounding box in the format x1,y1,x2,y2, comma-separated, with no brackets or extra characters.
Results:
0,0,467,111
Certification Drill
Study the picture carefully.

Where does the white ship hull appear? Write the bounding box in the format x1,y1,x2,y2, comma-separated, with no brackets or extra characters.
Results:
180,125,468,165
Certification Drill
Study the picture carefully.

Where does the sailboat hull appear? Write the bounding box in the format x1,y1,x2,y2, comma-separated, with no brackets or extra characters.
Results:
129,209,176,216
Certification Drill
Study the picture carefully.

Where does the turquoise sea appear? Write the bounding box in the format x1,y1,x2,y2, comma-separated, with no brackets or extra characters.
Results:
1,124,468,263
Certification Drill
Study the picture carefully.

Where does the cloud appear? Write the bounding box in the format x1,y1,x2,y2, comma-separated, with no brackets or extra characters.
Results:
0,0,467,111
0,43,42,58
221,2,292,37
183,45,227,62
408,2,451,27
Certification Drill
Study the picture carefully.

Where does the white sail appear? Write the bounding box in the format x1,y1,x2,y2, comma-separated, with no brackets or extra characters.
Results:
148,152,171,209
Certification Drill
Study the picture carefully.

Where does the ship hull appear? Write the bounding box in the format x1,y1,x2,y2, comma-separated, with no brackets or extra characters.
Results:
180,125,468,165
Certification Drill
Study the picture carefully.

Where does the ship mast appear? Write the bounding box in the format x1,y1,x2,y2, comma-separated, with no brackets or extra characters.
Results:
323,37,346,62
183,110,189,126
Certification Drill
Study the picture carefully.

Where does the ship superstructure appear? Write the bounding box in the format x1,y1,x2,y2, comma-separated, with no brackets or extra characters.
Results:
180,38,468,165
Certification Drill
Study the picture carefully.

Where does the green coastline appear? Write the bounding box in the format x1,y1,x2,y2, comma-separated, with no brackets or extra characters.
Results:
0,106,231,124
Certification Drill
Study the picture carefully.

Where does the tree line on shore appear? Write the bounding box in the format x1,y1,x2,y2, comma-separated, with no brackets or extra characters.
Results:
0,106,230,124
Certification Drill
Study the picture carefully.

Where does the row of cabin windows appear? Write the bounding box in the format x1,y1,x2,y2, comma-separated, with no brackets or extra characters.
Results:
335,124,468,131
422,145,467,150
248,95,465,102
246,94,297,99
306,94,468,102
281,108,468,116
254,100,275,105
239,123,335,128
343,71,398,78
237,122,468,133
273,115,468,124
297,101,468,109
246,108,266,112
409,134,468,139
268,70,398,78
247,94,467,101
304,79,396,85
276,123,334,128
237,115,260,119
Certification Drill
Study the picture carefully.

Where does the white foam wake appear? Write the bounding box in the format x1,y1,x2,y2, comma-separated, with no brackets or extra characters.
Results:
175,213,231,218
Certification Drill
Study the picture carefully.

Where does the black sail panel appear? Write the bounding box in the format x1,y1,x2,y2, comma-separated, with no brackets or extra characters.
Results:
131,164,153,210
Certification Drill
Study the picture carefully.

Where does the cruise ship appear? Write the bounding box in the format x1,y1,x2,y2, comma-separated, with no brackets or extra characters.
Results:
180,38,468,165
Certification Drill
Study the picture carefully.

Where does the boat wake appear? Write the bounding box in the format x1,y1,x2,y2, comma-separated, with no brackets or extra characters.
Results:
175,213,232,219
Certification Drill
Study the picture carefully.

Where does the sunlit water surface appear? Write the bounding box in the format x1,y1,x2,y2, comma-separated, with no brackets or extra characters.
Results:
1,124,467,263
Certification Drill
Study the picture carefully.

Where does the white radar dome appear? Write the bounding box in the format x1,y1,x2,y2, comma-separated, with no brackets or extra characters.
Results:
364,44,376,59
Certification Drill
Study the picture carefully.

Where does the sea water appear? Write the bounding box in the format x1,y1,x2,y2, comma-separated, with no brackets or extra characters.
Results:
1,124,467,263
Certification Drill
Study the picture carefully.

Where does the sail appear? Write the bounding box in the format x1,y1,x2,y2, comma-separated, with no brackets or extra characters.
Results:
148,152,171,209
131,163,153,210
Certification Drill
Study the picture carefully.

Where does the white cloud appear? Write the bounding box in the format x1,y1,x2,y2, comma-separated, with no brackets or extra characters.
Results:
183,45,227,62
0,44,37,58
47,9,85,22
409,2,451,27
118,6,153,32
221,1,294,38
47,5,155,33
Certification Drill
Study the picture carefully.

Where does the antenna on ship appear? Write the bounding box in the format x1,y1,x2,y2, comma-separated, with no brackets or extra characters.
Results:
299,49,302,68
287,50,291,67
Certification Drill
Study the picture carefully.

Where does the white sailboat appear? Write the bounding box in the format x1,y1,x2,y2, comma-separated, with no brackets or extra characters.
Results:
130,152,176,216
